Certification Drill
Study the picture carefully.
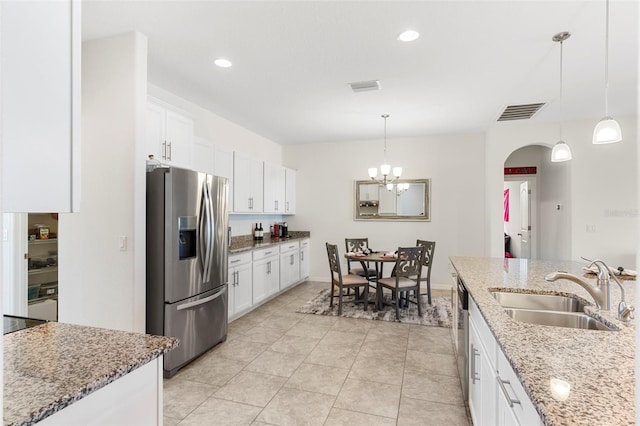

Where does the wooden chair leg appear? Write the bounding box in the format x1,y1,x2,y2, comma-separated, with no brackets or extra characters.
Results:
338,290,343,315
329,284,334,308
363,285,368,311
395,289,400,320
416,289,422,316
427,280,432,305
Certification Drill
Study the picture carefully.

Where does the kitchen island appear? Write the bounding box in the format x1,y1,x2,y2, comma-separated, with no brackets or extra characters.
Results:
450,257,635,426
4,322,177,426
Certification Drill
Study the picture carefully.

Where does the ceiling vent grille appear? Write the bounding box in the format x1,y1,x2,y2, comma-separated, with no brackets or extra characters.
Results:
497,103,545,121
349,80,381,93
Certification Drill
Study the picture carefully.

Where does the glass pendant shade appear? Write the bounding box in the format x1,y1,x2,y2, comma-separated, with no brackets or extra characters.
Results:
593,117,622,144
368,167,378,178
551,141,572,162
380,164,391,175
392,167,402,178
386,183,394,191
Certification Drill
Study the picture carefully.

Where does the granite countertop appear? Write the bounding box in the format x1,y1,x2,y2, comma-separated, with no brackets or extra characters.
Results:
450,256,635,426
4,322,178,426
229,231,310,254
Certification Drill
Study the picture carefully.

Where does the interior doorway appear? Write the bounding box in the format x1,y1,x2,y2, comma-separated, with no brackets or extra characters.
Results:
503,144,570,261
503,177,537,259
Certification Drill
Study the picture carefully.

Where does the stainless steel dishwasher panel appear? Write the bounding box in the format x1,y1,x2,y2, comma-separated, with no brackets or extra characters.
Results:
163,285,228,377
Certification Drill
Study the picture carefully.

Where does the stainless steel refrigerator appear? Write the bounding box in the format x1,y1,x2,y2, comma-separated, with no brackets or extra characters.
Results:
146,166,229,378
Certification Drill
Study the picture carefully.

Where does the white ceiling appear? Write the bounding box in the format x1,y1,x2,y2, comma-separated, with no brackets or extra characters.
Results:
82,1,638,145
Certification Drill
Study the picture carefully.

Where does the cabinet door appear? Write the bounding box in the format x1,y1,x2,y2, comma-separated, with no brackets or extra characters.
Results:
468,320,483,425
193,137,214,174
496,384,520,426
164,109,193,168
146,101,166,162
234,262,253,313
253,256,280,301
279,251,300,289
264,163,285,213
285,168,296,214
214,147,234,212
299,241,310,279
1,0,81,212
233,153,263,213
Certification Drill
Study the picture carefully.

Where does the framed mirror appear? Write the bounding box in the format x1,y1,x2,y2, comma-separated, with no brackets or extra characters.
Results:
354,179,431,221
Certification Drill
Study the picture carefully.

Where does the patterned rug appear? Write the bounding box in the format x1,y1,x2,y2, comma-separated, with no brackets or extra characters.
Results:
297,288,452,328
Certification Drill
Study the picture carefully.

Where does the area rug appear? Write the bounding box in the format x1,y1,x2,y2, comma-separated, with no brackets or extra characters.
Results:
297,288,452,327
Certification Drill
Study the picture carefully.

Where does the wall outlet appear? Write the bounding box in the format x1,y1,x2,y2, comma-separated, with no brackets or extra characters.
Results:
118,236,128,251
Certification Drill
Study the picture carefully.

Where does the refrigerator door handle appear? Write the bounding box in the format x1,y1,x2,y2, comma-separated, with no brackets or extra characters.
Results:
203,179,214,282
197,181,207,276
176,286,226,311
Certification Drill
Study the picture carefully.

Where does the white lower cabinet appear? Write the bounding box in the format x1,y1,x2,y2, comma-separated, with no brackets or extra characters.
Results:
252,248,280,304
228,253,252,318
469,298,542,426
279,241,300,290
299,239,310,279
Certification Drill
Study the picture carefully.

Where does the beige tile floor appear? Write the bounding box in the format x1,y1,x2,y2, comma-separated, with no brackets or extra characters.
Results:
164,281,471,426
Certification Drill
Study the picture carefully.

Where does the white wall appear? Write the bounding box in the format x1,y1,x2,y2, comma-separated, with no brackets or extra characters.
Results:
59,32,147,332
283,133,486,287
486,116,637,269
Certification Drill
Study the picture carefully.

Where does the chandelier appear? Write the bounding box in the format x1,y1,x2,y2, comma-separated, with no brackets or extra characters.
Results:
368,114,402,187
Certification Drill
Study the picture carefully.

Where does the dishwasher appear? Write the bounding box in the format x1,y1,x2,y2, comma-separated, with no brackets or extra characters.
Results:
455,273,469,403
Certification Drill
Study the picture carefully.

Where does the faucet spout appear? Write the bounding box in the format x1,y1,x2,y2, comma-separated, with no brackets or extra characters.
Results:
544,271,605,310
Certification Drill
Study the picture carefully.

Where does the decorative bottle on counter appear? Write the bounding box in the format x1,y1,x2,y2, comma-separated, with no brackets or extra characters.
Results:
253,223,259,241
258,223,264,241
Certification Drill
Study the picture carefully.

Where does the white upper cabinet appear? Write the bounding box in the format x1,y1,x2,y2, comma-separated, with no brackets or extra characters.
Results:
284,168,296,214
145,98,193,168
263,163,286,214
1,0,81,212
192,137,214,174
233,152,263,213
214,147,234,212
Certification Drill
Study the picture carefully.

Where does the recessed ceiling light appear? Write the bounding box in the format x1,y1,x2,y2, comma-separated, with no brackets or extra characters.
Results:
397,30,419,42
214,58,232,68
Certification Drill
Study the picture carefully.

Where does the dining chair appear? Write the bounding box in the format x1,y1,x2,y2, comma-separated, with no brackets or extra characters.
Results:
344,238,378,282
326,243,369,314
376,246,425,320
416,240,436,304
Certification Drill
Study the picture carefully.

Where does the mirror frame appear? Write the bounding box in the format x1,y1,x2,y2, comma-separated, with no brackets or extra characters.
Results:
354,179,431,221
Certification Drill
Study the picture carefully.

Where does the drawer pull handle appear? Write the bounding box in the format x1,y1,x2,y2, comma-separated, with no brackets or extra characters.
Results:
497,377,521,408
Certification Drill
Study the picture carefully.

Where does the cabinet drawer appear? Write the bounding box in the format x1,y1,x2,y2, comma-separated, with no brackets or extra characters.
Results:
497,349,543,425
280,241,299,253
229,252,252,266
299,239,309,249
253,247,278,261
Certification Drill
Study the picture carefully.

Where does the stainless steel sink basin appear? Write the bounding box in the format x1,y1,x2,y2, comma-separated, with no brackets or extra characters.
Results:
504,308,615,331
491,291,585,313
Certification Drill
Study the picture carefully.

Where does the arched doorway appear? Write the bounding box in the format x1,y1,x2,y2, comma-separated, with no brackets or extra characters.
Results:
502,145,570,260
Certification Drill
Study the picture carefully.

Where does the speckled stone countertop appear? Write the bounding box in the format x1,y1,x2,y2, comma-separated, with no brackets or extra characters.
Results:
450,256,635,426
4,322,178,426
229,231,310,254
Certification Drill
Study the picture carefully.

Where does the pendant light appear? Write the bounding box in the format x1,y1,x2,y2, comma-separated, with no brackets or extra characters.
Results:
551,32,572,163
593,0,622,144
368,114,402,187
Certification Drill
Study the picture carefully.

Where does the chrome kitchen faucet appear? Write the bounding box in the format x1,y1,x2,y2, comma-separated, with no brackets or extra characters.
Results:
545,259,635,323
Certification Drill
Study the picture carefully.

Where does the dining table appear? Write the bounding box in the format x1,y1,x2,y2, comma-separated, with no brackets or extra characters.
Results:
344,251,398,309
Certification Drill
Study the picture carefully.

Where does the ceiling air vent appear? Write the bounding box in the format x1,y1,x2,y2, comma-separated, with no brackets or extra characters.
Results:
497,103,545,121
349,80,381,93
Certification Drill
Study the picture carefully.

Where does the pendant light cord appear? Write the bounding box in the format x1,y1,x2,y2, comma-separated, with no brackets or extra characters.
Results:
604,0,610,115
559,39,564,141
382,114,389,164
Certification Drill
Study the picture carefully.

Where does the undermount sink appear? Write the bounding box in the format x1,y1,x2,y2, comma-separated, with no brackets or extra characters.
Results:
491,291,585,313
491,291,615,331
503,308,615,331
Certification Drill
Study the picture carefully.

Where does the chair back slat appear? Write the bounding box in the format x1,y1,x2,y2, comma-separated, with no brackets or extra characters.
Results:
326,243,342,278
416,240,436,268
345,238,369,253
395,246,425,280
